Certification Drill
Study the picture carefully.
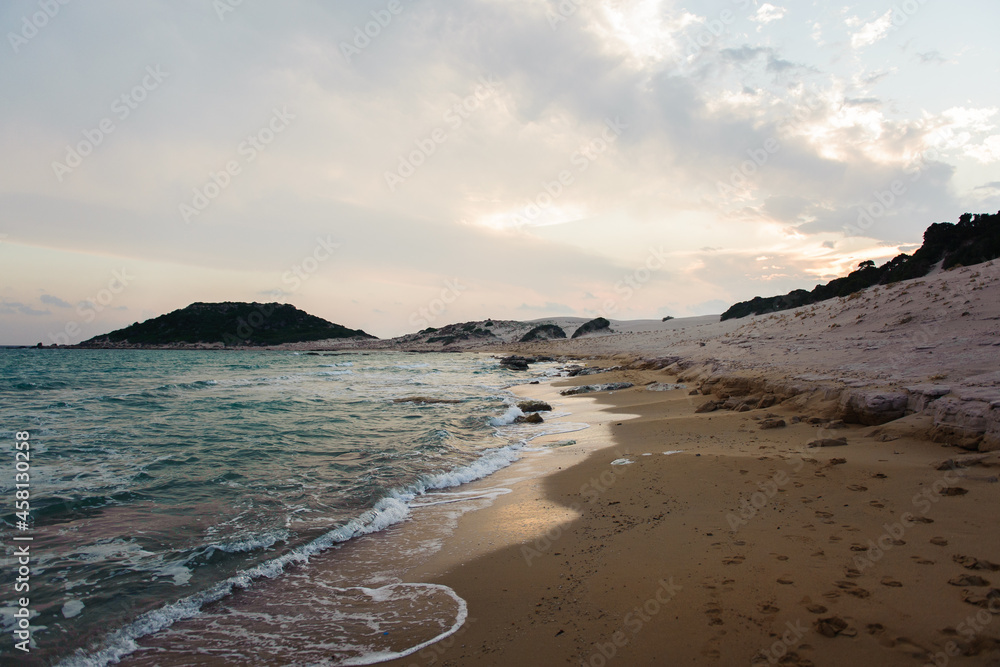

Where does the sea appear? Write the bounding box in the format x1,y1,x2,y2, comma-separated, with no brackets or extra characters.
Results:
0,349,584,665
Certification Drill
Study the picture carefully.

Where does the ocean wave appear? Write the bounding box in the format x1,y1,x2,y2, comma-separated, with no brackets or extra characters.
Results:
57,498,414,667
56,437,525,666
338,583,468,666
209,530,290,555
488,405,524,426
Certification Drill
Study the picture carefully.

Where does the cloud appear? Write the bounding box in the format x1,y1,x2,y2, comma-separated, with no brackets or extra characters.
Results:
40,294,73,308
0,301,50,317
751,4,787,25
917,50,951,65
965,135,1000,164
850,11,893,49
844,97,881,107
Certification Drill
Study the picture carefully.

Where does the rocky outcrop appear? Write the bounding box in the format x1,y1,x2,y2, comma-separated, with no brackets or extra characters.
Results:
611,354,1000,452
571,317,611,338
515,413,544,424
520,324,567,342
838,391,909,426
499,355,533,370
517,400,552,413
560,383,634,396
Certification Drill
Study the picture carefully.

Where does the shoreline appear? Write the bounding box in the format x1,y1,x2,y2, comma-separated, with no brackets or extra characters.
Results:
382,364,1000,666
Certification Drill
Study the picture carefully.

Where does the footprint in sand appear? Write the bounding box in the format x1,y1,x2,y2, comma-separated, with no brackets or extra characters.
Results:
949,574,991,587
772,553,790,561
880,577,903,587
723,555,745,565
758,603,780,613
911,516,934,524
813,616,849,637
930,537,950,546
834,581,871,598
815,510,834,519
911,556,936,565
777,578,795,585
849,543,868,552
886,637,930,659
847,485,868,492
939,487,969,496
961,589,1000,608
867,623,885,635
953,555,1000,571
806,604,828,614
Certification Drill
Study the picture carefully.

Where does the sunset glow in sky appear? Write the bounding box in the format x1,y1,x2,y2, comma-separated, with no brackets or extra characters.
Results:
2,0,1000,343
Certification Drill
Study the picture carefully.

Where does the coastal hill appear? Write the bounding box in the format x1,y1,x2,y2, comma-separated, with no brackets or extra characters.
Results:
721,211,1000,320
79,302,376,348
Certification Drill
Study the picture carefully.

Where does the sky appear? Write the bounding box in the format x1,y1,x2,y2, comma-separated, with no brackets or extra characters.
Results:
2,0,1000,344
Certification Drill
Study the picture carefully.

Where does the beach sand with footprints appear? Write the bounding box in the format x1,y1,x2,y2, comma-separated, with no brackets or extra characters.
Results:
381,262,1000,666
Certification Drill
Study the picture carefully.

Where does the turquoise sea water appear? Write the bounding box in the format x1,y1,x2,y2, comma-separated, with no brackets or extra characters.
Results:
0,349,565,665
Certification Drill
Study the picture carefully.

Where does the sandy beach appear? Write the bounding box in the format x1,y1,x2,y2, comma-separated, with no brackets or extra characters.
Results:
379,263,1000,666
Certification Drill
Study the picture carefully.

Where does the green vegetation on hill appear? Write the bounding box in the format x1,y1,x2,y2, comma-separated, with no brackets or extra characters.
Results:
721,212,1000,321
421,321,497,346
80,302,375,347
520,323,567,342
572,317,611,338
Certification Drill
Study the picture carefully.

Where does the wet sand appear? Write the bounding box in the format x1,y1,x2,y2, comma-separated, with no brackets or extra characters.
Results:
384,369,1000,666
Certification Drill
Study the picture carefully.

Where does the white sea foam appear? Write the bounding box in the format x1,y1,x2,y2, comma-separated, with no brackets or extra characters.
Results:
57,497,416,667
610,458,633,466
338,583,469,666
62,600,85,619
210,529,289,554
488,405,524,426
